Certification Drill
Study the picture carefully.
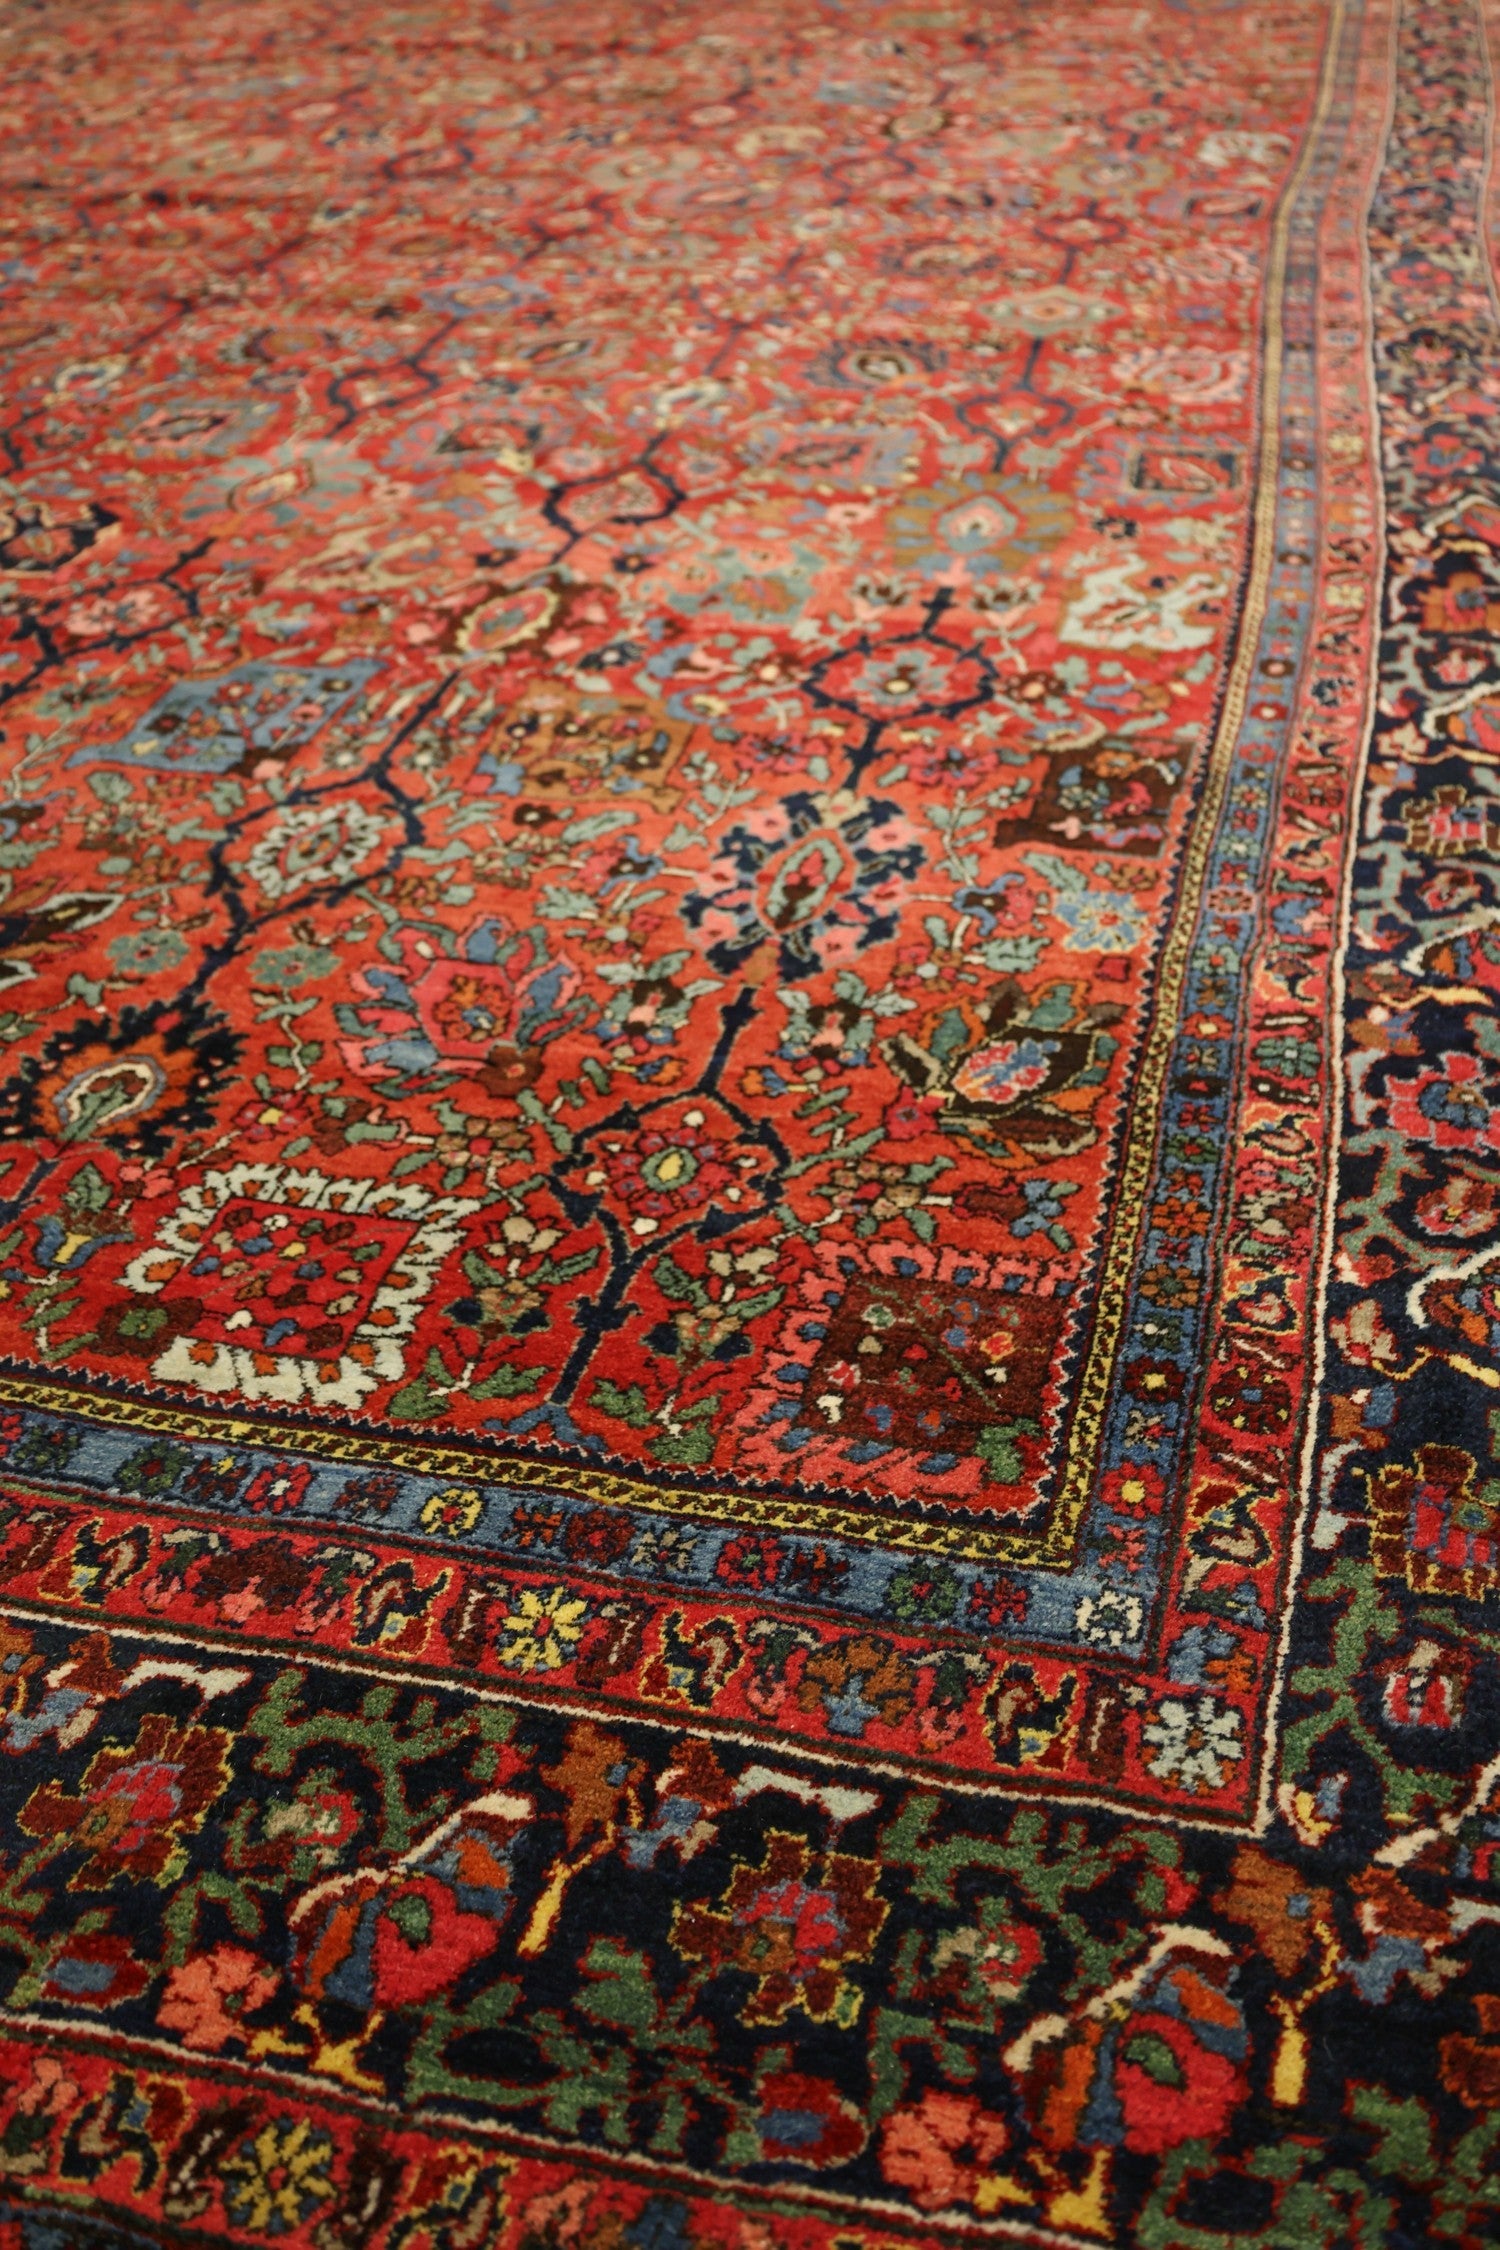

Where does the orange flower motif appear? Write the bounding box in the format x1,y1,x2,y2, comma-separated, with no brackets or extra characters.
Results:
158,1945,278,2051
879,2089,1009,2211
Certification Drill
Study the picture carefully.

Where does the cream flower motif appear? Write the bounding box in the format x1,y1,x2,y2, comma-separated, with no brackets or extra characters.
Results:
1062,554,1227,650
497,1586,589,1673
1074,1588,1144,1648
245,799,386,902
1142,1694,1245,1793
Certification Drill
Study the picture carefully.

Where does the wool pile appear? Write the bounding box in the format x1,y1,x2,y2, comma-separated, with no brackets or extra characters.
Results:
0,0,1496,2244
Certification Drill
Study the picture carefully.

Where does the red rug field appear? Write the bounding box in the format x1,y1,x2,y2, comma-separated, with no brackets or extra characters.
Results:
0,0,1497,2242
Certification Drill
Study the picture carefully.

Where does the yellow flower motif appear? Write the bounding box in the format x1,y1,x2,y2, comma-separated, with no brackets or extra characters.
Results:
222,2118,335,2234
497,1586,588,1673
420,1484,484,1536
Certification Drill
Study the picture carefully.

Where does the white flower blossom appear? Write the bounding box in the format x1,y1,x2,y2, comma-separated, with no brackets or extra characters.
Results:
246,800,387,902
1142,1694,1245,1793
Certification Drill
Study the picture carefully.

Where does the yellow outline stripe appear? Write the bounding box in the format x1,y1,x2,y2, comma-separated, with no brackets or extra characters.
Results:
1048,0,1351,1561
0,3,1353,1570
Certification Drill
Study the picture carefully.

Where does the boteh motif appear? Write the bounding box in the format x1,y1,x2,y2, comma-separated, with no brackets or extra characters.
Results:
0,0,1495,2242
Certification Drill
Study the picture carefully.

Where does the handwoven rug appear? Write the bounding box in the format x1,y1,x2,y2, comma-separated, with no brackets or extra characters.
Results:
0,0,1497,2241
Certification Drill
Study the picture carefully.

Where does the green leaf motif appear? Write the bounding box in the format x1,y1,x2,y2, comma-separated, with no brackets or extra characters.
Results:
976,1419,1038,1483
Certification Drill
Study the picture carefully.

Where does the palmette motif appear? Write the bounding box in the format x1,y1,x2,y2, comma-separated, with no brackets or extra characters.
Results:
0,0,1497,2242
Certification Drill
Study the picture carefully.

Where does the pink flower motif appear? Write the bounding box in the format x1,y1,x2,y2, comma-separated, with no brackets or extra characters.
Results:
816,921,864,964
740,804,792,843
694,908,744,948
